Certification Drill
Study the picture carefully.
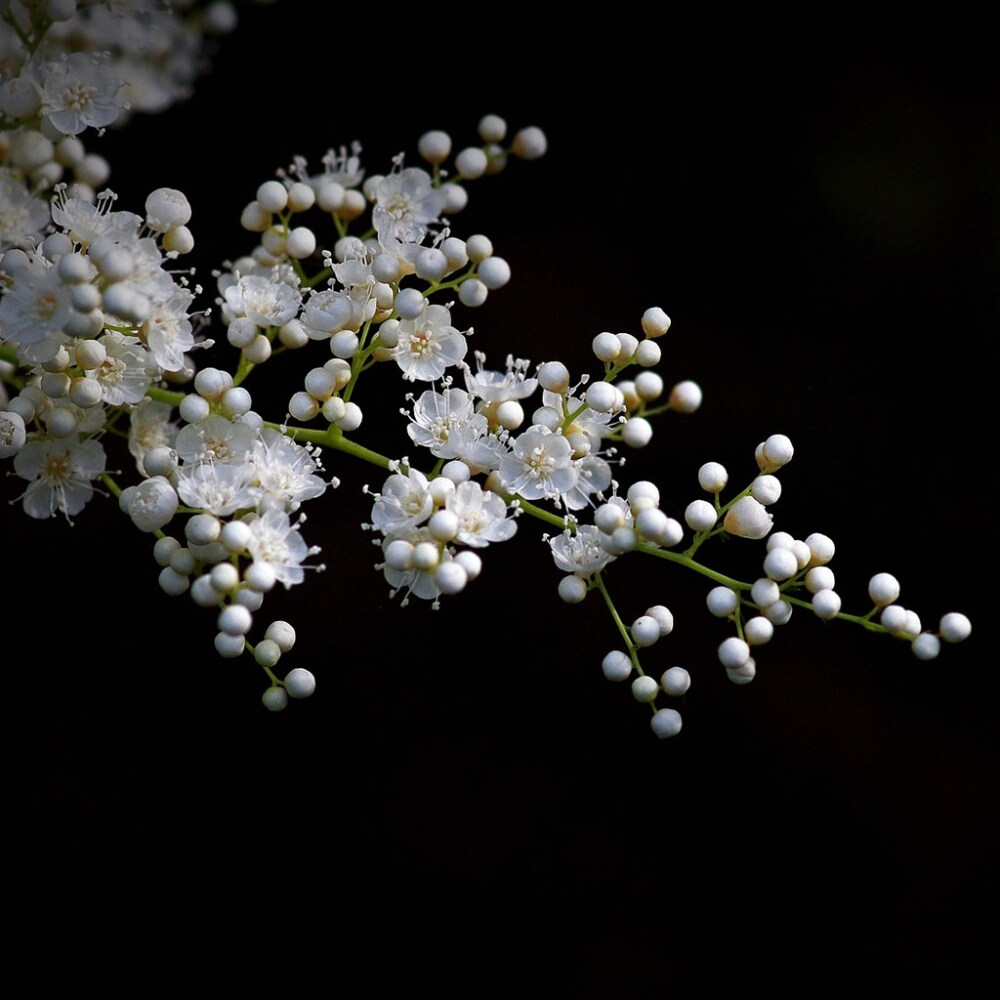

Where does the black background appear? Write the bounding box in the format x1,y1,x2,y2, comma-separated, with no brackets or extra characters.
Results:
6,5,998,999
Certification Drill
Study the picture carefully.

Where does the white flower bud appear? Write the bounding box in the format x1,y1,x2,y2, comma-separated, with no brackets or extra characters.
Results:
718,637,751,669
631,615,661,648
723,496,773,539
632,675,660,702
911,633,941,661
650,708,683,739
868,573,901,606
707,586,739,617
601,650,632,682
641,307,671,338
127,476,179,532
939,613,971,643
811,589,842,621
284,667,316,699
660,667,690,696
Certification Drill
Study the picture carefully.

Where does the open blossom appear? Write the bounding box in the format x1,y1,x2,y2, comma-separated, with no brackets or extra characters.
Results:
446,481,517,547
42,52,126,135
0,255,72,353
372,167,447,244
499,425,579,501
393,304,467,382
549,524,616,575
140,288,196,372
226,274,302,329
370,468,433,535
249,428,328,512
175,461,257,516
244,509,315,588
0,169,50,251
406,387,488,459
13,436,106,520
174,415,255,465
93,331,153,404
463,352,538,404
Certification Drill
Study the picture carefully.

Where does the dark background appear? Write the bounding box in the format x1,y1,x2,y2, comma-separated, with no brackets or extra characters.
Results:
6,5,997,998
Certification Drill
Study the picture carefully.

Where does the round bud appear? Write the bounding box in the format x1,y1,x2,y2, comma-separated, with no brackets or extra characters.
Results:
145,187,192,231
751,578,780,607
718,637,751,669
641,307,671,338
478,256,511,290
697,462,728,493
265,621,296,652
745,616,774,645
911,633,941,661
478,114,507,142
631,615,661,648
218,604,252,636
466,234,493,262
512,126,547,159
395,287,425,319
455,146,488,179
939,613,972,643
650,708,683,739
261,686,288,712
256,180,288,213
707,586,738,617
660,667,690,697
434,560,468,595
805,566,836,594
592,332,621,362
750,475,782,505
417,129,452,164
284,668,316,699
558,575,588,604
805,532,836,566
458,278,488,307
215,632,245,659
880,605,909,634
622,417,653,448
601,650,632,682
868,573,901,606
634,371,664,400
632,675,660,703
763,600,793,626
669,380,702,413
537,361,570,393
635,340,661,367
763,546,798,581
685,500,717,532
254,639,282,668
645,605,674,636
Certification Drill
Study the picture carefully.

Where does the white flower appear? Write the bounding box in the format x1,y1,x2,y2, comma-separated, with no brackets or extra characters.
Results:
175,461,257,516
370,468,433,536
549,524,616,575
93,331,153,405
140,288,196,372
0,169,50,251
13,436,106,520
446,481,517,547
393,304,467,382
249,428,328,512
499,426,579,501
232,274,302,328
0,256,71,351
463,352,538,403
50,189,141,247
174,415,255,465
42,52,126,136
128,399,178,475
244,509,314,588
372,167,447,244
406,387,486,459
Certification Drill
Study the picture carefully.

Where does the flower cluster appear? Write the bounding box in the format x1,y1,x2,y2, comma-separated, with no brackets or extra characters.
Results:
0,2,973,730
